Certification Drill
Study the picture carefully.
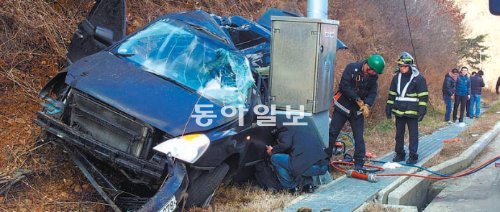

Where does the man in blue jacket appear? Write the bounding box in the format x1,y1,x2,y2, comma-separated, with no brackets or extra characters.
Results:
453,66,471,123
469,70,485,118
442,68,458,123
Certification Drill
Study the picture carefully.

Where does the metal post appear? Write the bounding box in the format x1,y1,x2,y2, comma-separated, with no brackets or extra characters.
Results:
307,0,328,19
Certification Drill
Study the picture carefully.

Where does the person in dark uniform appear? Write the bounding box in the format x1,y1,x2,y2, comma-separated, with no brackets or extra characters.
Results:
326,54,385,170
386,52,428,164
267,126,329,191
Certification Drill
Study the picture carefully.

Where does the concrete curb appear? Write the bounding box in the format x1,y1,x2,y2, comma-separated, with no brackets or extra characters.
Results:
355,203,418,212
387,122,500,209
375,148,443,204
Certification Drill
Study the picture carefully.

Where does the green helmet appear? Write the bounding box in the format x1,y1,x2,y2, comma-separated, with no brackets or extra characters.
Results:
367,54,385,74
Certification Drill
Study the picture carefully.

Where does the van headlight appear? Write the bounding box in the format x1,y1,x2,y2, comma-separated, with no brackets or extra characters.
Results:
153,134,210,163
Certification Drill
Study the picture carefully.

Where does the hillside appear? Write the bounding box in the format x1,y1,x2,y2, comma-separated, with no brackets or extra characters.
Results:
454,0,500,89
0,0,495,210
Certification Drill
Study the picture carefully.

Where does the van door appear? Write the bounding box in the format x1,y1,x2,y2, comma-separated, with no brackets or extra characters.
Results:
67,0,126,63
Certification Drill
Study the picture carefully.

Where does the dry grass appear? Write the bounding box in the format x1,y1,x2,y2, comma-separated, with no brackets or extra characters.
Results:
0,1,301,211
0,0,475,211
425,99,500,167
194,185,294,212
0,70,103,211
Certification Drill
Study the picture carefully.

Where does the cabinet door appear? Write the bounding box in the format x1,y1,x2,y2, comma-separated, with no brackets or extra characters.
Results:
270,21,318,112
314,23,338,113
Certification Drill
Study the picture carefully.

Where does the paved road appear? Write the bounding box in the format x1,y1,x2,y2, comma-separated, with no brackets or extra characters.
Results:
424,133,500,212
285,117,477,212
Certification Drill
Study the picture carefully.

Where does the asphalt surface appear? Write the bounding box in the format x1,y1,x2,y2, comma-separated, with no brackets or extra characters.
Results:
424,132,500,212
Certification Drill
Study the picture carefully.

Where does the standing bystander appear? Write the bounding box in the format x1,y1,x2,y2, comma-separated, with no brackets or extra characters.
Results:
469,70,485,118
442,68,458,123
453,66,471,124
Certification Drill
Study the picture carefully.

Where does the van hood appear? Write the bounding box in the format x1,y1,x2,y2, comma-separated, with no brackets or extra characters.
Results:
65,51,235,137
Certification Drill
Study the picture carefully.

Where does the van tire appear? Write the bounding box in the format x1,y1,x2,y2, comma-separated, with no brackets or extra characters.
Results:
185,163,229,208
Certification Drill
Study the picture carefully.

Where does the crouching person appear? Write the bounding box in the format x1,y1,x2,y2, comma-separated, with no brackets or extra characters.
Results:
266,126,329,193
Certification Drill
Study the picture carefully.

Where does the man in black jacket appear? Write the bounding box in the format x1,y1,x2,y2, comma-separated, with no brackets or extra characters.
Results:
327,54,385,170
469,70,485,118
442,68,458,123
267,126,329,190
386,52,428,164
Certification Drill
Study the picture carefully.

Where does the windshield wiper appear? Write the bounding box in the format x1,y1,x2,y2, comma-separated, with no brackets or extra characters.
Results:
188,24,229,45
113,52,135,57
147,72,196,93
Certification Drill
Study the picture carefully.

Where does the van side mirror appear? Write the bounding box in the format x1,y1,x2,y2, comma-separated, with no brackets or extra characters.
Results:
94,26,114,45
490,0,500,15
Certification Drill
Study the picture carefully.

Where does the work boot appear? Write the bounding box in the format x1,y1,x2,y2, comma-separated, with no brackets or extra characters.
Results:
288,187,300,194
406,153,418,164
324,148,333,159
353,163,364,172
302,184,316,193
392,153,405,162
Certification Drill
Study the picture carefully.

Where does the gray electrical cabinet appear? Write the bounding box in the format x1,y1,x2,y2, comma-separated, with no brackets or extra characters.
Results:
270,16,339,113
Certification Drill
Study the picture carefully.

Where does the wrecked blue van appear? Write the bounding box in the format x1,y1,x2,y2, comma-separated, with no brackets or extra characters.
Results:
35,0,345,211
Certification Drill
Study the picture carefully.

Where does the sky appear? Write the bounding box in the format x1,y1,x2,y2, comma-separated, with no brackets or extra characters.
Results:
455,0,500,89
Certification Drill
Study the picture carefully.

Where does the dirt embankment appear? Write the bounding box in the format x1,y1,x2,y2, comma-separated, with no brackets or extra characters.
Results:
0,0,479,211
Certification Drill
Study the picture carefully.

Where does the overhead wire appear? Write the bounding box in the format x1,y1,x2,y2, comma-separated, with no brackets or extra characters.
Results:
403,0,418,65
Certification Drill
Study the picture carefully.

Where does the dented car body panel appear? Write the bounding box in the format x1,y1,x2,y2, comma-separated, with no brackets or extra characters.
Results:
35,1,345,210
65,51,235,136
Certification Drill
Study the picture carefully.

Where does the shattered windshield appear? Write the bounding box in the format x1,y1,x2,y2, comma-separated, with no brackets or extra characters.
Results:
114,18,254,107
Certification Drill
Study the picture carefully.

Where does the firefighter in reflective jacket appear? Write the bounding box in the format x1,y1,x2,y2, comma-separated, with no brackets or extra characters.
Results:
386,52,428,164
327,54,385,170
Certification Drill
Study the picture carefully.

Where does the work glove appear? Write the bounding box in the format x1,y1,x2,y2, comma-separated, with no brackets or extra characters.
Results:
386,106,392,119
355,99,370,118
355,99,364,108
360,104,370,118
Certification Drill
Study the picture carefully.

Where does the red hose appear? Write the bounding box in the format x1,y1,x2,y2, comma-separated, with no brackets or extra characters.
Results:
331,156,499,180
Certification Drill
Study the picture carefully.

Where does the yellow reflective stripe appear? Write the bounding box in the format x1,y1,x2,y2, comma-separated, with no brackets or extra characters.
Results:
417,92,429,97
387,100,394,104
389,91,397,96
418,102,427,106
406,93,417,97
392,109,418,115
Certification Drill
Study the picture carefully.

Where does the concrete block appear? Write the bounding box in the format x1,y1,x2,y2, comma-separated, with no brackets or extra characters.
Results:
387,176,433,208
376,146,442,204
386,122,500,209
355,203,418,212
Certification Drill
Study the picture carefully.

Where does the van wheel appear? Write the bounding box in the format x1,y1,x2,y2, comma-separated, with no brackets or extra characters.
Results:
185,163,229,208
